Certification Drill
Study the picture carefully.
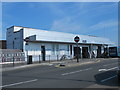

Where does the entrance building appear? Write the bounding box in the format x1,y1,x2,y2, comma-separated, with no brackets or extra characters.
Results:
6,26,115,62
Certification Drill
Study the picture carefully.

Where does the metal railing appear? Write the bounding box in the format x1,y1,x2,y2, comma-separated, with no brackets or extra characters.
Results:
27,54,73,64
0,52,25,68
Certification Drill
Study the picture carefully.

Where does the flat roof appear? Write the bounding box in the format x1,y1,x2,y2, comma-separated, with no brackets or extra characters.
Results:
11,25,99,38
8,25,115,45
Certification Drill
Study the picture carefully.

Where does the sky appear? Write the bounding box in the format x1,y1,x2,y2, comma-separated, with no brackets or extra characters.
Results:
1,2,118,45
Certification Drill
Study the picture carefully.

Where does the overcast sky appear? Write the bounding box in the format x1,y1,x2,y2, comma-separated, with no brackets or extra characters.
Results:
2,2,118,45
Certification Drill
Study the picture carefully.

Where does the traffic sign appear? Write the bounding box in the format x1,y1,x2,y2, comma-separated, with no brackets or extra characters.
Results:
74,36,80,43
74,36,80,63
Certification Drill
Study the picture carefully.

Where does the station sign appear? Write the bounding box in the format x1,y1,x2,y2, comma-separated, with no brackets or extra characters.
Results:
74,36,80,43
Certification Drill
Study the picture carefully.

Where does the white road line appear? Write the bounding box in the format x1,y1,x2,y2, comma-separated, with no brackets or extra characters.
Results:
99,67,118,72
62,68,92,76
100,75,117,82
0,79,38,88
103,63,118,67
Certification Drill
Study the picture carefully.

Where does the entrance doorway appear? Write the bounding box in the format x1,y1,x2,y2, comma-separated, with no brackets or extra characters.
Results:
97,46,101,58
82,47,89,58
104,47,109,58
41,46,46,61
74,47,81,58
27,55,33,64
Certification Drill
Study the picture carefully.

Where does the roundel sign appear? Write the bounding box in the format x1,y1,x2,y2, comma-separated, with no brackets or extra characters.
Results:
74,36,80,42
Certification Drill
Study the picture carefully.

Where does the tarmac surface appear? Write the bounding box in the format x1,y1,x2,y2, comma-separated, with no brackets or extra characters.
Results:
1,58,120,89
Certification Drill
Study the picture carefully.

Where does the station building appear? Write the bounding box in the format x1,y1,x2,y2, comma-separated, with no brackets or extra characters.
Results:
6,26,115,62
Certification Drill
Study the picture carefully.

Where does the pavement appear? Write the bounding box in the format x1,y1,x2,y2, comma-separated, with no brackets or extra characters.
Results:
1,58,109,71
1,58,120,89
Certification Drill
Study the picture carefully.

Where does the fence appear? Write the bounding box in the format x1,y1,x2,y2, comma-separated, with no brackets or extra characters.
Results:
1,53,25,62
0,50,26,68
26,54,73,64
1,51,73,68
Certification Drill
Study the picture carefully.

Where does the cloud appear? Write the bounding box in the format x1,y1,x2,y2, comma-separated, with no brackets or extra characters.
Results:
49,2,118,34
27,2,117,22
0,22,2,40
0,33,2,40
50,17,83,34
89,20,118,31
27,3,66,17
75,3,117,19
2,0,120,2
1,21,11,40
51,17,118,40
44,3,65,16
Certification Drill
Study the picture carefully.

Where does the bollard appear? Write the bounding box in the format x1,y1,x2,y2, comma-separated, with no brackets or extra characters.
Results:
57,55,59,61
49,55,50,63
39,55,41,63
27,55,28,64
13,57,14,67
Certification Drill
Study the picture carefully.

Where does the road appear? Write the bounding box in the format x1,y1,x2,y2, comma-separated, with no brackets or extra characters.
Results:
1,58,120,89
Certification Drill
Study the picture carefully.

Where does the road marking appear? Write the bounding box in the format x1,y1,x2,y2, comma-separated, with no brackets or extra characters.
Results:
62,68,92,76
95,60,101,62
99,67,118,72
100,75,117,82
103,63,118,67
0,79,38,88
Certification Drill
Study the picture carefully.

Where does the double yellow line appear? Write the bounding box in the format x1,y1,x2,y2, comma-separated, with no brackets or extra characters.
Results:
55,64,66,68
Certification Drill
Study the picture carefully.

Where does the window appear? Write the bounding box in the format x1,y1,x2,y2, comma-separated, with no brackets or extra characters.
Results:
56,44,59,55
56,44,59,51
67,45,69,51
82,40,87,43
52,44,55,55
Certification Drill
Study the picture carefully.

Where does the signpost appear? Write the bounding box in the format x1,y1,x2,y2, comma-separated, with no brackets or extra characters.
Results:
74,36,80,63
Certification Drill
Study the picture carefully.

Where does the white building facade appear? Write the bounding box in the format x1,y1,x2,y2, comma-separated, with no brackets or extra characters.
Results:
6,26,115,63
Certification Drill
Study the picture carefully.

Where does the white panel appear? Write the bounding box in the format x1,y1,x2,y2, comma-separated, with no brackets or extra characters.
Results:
22,27,114,45
14,27,23,32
